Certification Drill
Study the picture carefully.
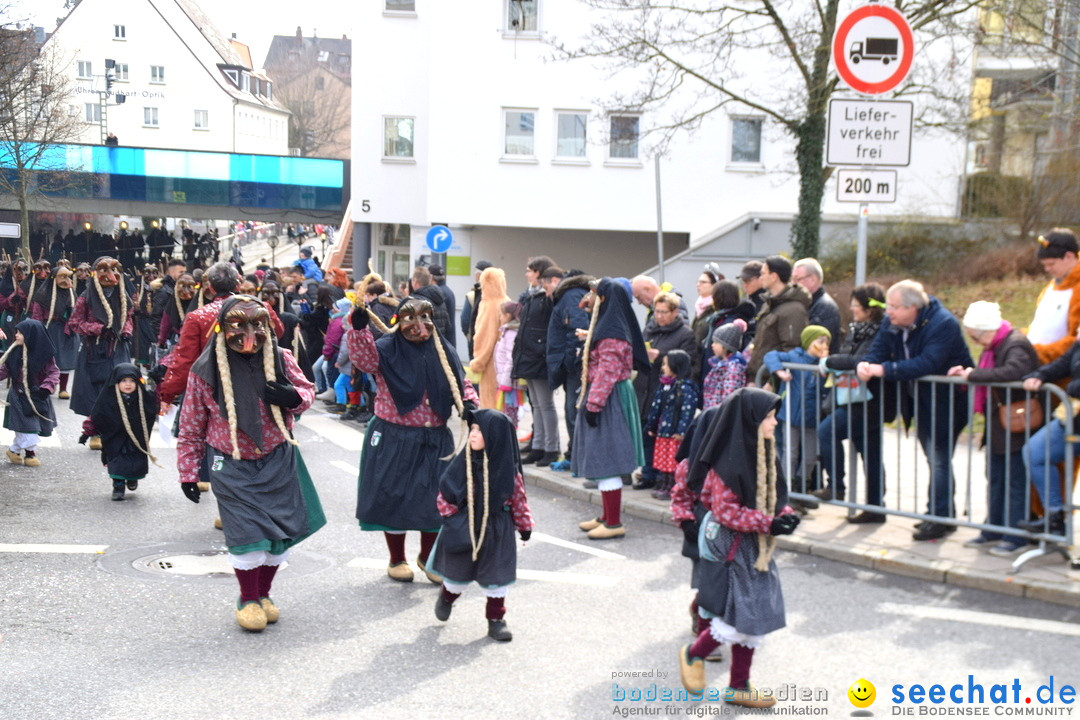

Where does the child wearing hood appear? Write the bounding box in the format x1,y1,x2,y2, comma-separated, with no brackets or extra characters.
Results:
81,363,160,501
429,409,534,642
1,319,58,468
493,301,522,427
319,297,353,412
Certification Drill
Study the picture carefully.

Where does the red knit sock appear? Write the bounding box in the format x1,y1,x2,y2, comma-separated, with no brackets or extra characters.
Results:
258,564,279,597
59,373,69,392
384,532,406,564
440,586,461,605
235,568,261,603
729,644,755,690
419,531,437,564
347,390,362,405
601,488,622,526
485,596,506,620
688,628,721,661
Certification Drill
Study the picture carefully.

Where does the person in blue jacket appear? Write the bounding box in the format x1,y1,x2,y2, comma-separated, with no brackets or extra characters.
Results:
293,247,323,282
857,279,974,541
544,268,594,466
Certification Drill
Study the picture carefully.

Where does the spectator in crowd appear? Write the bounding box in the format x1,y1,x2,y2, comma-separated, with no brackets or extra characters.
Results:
695,279,756,381
293,247,323,282
948,301,1039,556
514,256,560,467
1027,228,1080,365
740,260,766,316
545,268,593,464
858,279,973,541
702,319,748,409
469,266,511,409
690,263,724,336
461,260,492,359
791,258,842,353
631,275,689,327
746,256,811,384
494,301,522,427
411,266,453,342
428,264,457,350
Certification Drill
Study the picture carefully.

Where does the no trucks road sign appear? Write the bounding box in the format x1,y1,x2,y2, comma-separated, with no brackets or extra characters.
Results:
832,4,915,95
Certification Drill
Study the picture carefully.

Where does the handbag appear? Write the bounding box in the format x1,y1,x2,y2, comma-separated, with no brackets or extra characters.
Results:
834,372,872,406
1000,397,1043,434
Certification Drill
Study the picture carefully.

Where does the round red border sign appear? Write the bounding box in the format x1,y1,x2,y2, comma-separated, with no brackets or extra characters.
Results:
832,4,914,95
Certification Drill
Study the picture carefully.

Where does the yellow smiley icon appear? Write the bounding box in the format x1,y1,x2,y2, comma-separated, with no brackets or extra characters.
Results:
848,679,876,708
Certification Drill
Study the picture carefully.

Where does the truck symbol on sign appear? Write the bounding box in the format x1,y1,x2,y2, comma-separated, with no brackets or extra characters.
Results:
849,37,898,64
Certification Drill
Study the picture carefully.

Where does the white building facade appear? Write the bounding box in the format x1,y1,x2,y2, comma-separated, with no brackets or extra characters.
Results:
352,1,973,299
45,0,290,155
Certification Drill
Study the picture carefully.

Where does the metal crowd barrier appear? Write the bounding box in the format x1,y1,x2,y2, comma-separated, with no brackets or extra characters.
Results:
759,362,1075,573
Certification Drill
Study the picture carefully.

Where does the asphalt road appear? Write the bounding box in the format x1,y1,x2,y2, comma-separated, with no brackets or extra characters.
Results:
1,401,1077,720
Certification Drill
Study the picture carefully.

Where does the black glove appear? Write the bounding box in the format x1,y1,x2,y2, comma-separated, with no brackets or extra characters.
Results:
462,400,478,425
147,364,167,383
181,482,201,504
30,387,50,400
78,434,89,445
769,513,801,536
349,306,369,331
264,381,302,409
585,409,599,427
519,529,531,542
680,520,699,545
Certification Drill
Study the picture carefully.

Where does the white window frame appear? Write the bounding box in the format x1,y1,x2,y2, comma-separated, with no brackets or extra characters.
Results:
143,106,159,127
114,63,129,81
502,107,538,163
77,61,92,79
193,109,208,130
382,115,415,162
606,114,642,165
113,24,126,40
384,0,417,15
503,0,540,37
728,115,764,169
553,110,589,164
150,65,165,84
84,103,100,123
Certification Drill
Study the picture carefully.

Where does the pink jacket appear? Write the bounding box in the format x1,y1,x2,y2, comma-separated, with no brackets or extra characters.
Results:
494,324,517,389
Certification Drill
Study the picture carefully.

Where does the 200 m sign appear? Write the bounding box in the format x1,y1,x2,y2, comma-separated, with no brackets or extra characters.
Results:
836,169,897,203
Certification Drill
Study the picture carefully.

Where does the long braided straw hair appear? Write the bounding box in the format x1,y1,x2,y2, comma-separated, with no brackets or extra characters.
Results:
115,380,161,467
173,281,188,325
576,289,603,408
465,443,490,561
262,327,299,451
753,420,779,572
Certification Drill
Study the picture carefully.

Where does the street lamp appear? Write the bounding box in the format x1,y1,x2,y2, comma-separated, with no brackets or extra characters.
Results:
119,220,128,230
83,221,92,232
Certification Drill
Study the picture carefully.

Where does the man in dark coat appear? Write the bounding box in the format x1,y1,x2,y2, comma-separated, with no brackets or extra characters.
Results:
546,269,593,459
746,256,811,383
428,264,457,351
792,258,842,353
858,279,974,541
411,266,453,342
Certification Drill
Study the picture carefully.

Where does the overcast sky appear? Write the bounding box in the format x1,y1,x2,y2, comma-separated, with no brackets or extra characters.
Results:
9,0,353,71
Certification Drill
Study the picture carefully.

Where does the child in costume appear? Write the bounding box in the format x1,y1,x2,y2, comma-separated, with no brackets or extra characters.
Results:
493,301,522,427
701,319,747,409
644,349,699,500
430,409,534,641
81,363,160,501
176,296,325,631
0,319,58,468
678,387,801,708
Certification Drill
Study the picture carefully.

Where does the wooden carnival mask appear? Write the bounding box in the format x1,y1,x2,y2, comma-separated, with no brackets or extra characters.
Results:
11,261,27,283
397,297,435,343
259,282,281,309
94,258,122,287
142,264,158,281
54,267,74,289
75,263,91,280
222,299,270,355
175,274,196,302
33,260,50,280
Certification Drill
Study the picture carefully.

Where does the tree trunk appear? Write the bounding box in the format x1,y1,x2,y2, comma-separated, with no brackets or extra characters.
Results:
791,116,827,260
17,169,30,260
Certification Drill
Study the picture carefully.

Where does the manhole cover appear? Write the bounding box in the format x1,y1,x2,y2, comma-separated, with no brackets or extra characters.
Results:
98,543,334,583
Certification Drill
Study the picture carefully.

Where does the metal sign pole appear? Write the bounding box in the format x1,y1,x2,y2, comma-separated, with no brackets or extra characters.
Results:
855,203,868,286
654,155,664,285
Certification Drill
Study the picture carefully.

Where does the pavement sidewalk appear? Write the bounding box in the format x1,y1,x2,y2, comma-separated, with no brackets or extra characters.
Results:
522,465,1080,608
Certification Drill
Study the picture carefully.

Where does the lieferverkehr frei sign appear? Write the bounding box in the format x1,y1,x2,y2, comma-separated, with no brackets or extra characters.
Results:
826,98,912,167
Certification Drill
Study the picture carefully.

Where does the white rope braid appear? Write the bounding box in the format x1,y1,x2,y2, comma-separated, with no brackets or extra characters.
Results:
92,274,114,331
115,384,161,467
754,421,779,572
466,448,491,562
263,334,299,448
215,329,241,460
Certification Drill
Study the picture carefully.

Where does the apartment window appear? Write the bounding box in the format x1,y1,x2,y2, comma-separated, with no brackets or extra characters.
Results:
383,116,414,158
143,107,159,127
730,117,762,164
317,50,329,63
609,116,639,160
194,109,208,129
555,112,587,159
506,0,538,32
385,0,416,11
84,103,100,123
315,76,325,91
504,109,536,156
113,24,126,39
150,65,165,83
77,61,92,79
114,63,129,81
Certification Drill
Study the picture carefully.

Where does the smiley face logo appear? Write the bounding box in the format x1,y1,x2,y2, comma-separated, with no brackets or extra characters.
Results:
848,678,876,708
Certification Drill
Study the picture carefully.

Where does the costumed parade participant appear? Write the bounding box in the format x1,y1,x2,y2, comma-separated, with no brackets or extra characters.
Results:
0,260,29,344
67,257,134,450
574,278,648,539
132,265,159,369
81,363,159,501
176,296,324,631
1,319,58,468
346,295,477,583
429,409,534,642
20,260,50,323
30,265,77,399
157,273,195,348
677,388,801,708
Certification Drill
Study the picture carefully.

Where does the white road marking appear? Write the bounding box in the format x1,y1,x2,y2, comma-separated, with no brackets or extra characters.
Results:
0,543,108,554
528,531,626,560
346,557,618,587
298,415,365,450
879,602,1080,638
331,460,359,476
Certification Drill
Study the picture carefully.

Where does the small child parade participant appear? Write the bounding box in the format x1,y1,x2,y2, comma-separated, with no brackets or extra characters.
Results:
429,409,534,642
1,320,58,468
678,388,801,708
81,363,160,501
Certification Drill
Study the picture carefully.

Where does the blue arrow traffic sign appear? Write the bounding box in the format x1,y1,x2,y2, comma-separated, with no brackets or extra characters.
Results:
425,225,453,253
